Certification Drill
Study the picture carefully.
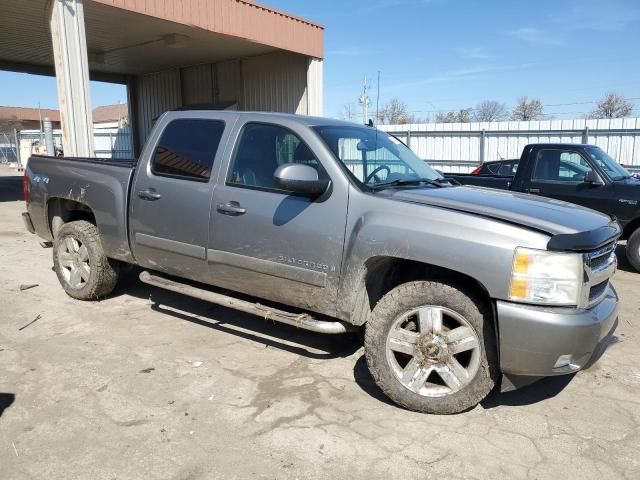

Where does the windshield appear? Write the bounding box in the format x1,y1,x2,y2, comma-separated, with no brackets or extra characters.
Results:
585,146,630,180
312,125,442,188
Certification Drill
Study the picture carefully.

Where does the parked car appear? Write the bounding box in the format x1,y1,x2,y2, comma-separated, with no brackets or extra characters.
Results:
22,112,619,414
447,144,640,271
470,159,519,176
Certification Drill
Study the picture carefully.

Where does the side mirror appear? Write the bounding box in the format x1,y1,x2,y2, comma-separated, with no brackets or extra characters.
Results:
274,164,331,197
584,170,604,186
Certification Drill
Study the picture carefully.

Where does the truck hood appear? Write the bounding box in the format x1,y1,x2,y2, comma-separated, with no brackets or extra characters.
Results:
378,185,613,236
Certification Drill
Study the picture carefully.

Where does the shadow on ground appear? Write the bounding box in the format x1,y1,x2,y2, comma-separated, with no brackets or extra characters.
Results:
114,269,578,411
353,354,575,411
0,393,16,418
114,268,362,360
0,175,23,202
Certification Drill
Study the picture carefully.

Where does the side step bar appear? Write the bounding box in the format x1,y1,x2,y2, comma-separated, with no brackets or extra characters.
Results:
139,271,355,334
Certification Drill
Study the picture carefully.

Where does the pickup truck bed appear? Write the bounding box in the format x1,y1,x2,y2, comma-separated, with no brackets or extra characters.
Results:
444,173,512,189
26,154,137,262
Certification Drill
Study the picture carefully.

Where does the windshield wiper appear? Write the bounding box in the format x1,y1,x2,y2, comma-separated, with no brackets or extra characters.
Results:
371,177,448,191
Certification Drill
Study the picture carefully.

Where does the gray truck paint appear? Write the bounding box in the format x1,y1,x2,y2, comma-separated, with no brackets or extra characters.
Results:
24,111,620,380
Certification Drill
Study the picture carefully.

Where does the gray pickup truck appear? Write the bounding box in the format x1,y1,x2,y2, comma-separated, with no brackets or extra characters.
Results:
22,111,619,414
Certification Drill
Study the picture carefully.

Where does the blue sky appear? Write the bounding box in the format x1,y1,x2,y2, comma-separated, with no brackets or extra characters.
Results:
1,0,639,120
273,0,640,119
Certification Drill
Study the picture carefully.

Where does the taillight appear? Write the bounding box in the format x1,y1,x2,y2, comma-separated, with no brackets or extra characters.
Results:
470,166,483,175
23,172,30,204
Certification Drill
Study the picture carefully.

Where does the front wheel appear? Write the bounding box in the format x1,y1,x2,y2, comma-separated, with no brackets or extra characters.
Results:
626,227,640,272
364,280,499,414
53,220,119,300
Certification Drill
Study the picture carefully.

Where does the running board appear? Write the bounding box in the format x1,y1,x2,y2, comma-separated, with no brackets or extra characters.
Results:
139,271,355,334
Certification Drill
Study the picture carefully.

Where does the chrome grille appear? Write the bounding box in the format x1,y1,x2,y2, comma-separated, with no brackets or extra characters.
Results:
587,242,617,272
581,241,617,307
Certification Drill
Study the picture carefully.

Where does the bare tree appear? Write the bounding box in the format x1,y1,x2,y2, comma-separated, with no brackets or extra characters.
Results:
473,100,508,122
435,108,472,123
590,92,633,119
340,103,357,121
376,98,418,124
511,97,545,121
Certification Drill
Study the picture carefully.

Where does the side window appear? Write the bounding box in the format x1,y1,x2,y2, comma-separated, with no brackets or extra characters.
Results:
228,123,325,190
532,150,592,182
486,163,500,174
152,119,225,181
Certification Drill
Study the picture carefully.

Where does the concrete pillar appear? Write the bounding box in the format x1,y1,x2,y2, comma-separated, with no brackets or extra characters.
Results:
49,0,94,157
306,58,323,116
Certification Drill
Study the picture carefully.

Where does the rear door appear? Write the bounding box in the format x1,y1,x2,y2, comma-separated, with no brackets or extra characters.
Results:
130,113,233,281
524,148,614,212
205,119,349,316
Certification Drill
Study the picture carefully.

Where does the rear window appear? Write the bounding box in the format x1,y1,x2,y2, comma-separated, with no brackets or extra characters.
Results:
152,119,225,181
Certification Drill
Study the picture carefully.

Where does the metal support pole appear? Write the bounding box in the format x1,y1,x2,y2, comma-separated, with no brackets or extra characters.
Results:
49,0,94,157
582,126,589,144
406,129,412,150
43,118,54,156
479,129,486,163
13,129,22,171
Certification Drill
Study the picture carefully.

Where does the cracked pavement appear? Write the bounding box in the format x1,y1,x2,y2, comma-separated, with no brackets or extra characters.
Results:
0,167,639,479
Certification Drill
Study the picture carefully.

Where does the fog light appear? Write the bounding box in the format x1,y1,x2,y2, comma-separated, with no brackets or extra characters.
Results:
553,355,573,369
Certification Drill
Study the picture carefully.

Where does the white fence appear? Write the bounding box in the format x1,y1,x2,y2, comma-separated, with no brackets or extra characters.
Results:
379,117,640,173
2,127,134,165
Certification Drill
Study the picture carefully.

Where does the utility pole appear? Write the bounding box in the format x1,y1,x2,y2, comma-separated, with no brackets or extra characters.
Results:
38,102,43,144
358,76,370,124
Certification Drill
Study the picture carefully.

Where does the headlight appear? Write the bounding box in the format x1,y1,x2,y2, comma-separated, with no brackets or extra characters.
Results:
509,247,583,306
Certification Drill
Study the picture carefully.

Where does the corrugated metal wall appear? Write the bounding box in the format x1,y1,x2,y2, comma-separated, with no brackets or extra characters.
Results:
306,58,323,116
241,52,308,114
135,70,182,144
134,52,313,147
380,118,640,173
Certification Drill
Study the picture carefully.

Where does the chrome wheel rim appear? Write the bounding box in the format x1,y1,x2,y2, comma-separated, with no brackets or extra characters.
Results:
58,236,90,289
385,305,481,397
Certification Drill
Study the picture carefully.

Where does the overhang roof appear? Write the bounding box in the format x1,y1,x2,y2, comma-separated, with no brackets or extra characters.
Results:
0,0,323,80
0,103,131,124
0,106,61,123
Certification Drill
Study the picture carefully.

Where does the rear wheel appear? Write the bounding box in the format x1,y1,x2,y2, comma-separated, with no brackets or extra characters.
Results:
53,220,119,300
364,280,498,414
626,227,640,272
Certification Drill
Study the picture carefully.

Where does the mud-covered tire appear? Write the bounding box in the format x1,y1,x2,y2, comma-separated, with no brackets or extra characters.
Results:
364,280,499,414
52,220,119,300
625,228,640,273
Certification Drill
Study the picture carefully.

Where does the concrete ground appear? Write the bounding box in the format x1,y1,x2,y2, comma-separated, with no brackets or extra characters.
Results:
0,165,639,480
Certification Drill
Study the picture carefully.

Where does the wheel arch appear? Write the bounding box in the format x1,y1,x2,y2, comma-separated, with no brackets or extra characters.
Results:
349,255,494,327
622,216,640,240
47,197,96,239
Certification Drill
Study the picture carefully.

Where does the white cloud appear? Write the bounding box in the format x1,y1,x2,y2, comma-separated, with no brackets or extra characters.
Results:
455,46,494,60
550,2,640,31
382,64,532,92
509,27,565,46
327,46,368,56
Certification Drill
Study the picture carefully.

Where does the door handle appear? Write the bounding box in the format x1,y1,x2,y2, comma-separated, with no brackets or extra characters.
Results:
217,201,246,216
138,189,162,201
528,188,540,193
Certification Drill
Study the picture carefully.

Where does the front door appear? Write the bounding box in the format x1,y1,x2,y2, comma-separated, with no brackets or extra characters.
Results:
526,148,614,214
206,121,348,316
130,116,227,282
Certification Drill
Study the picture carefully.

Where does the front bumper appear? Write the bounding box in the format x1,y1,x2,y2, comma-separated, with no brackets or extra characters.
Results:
22,211,35,234
497,283,618,377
